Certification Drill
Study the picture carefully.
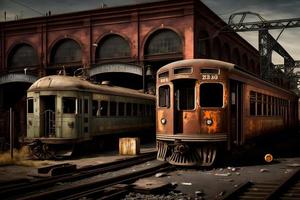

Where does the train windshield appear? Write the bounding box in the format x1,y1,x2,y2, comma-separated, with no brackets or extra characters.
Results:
159,85,170,108
200,83,223,107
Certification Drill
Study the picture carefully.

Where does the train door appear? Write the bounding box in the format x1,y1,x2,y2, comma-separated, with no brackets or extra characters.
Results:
229,80,243,146
40,95,56,137
76,98,83,136
173,79,196,134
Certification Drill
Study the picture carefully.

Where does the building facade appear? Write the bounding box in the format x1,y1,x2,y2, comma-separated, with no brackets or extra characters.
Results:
0,0,260,143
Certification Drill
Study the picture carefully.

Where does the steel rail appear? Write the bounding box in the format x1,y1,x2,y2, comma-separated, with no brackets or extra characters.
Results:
17,162,172,200
221,168,300,200
1,151,157,199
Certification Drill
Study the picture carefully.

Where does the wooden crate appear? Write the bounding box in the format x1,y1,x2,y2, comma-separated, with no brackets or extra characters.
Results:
119,137,140,155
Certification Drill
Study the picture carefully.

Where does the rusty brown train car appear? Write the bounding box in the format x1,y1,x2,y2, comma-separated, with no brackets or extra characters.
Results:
156,59,298,166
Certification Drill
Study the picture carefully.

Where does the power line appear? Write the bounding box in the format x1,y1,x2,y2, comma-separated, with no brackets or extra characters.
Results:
9,0,44,16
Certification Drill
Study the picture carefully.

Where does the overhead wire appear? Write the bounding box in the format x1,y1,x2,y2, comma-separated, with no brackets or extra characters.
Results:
9,0,44,16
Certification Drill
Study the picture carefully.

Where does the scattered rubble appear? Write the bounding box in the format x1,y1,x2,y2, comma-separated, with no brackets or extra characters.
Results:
181,182,192,186
123,191,193,200
155,172,167,178
214,172,231,176
260,168,269,173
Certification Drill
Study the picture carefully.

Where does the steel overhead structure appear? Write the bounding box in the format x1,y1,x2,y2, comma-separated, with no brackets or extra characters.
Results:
228,12,300,32
226,12,300,89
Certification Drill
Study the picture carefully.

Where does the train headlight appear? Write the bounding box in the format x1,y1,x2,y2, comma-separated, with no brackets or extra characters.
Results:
161,118,167,125
206,119,213,126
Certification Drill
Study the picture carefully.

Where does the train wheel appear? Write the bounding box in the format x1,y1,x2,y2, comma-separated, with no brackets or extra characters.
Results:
29,140,55,160
196,145,217,166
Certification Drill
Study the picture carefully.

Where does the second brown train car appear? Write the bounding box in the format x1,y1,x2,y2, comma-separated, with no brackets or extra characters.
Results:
156,59,298,166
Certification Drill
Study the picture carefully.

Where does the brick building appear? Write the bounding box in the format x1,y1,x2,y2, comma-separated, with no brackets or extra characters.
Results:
0,0,260,142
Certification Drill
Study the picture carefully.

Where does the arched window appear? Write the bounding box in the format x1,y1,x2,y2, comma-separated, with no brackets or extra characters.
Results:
8,44,38,68
222,43,231,62
96,34,130,60
197,31,210,58
232,48,241,65
51,39,81,64
212,37,222,59
145,29,182,56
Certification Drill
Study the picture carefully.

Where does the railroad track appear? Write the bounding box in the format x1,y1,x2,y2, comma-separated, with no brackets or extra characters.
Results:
1,151,160,200
221,168,300,200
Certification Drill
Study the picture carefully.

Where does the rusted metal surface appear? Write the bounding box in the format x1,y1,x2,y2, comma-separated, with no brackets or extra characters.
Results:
156,59,298,166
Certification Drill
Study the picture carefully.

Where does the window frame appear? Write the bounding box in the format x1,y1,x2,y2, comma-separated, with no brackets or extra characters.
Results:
27,98,34,114
158,85,170,108
199,82,224,109
62,97,76,114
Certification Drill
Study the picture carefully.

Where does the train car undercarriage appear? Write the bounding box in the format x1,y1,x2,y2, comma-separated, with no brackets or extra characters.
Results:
157,140,218,166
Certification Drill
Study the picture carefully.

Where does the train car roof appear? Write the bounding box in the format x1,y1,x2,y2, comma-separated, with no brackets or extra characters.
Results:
157,59,298,97
157,59,235,73
28,75,155,100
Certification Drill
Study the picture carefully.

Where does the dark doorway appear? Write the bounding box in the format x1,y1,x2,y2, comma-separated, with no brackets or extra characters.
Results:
40,96,56,137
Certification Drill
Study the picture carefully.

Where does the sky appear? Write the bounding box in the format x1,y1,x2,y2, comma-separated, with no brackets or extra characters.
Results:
1,0,300,64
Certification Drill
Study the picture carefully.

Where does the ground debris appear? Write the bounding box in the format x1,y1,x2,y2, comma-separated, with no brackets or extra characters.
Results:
260,168,269,173
215,191,226,199
286,163,300,167
122,191,192,200
181,182,192,186
214,172,231,176
155,172,167,178
195,190,204,196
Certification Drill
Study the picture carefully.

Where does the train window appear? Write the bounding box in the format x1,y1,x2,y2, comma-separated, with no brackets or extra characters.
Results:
84,99,89,114
63,97,76,114
150,105,155,116
139,104,145,116
133,103,138,116
100,101,108,116
159,85,170,108
200,83,223,108
201,68,220,74
268,96,272,116
174,67,192,74
250,91,256,116
146,104,150,116
273,97,277,116
175,80,195,110
27,98,34,113
263,95,267,116
92,100,99,116
119,102,125,116
257,93,262,116
110,101,117,116
126,103,132,116
159,71,169,78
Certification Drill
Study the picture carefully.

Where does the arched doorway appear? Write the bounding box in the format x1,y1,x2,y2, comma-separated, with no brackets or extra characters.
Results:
92,35,140,89
89,63,142,89
0,74,38,147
